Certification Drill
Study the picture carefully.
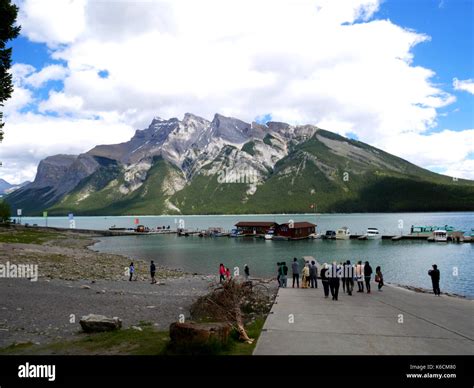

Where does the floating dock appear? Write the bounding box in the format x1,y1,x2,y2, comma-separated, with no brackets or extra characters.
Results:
7,224,473,242
10,224,176,237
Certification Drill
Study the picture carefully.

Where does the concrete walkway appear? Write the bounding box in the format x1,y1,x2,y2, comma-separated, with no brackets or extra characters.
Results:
253,283,474,355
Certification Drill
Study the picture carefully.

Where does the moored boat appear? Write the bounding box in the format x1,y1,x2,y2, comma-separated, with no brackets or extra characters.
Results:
229,228,244,237
321,230,336,240
360,227,381,240
432,230,448,242
264,229,275,240
335,227,351,240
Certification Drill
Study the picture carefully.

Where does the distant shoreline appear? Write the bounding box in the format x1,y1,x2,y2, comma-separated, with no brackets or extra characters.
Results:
15,210,474,218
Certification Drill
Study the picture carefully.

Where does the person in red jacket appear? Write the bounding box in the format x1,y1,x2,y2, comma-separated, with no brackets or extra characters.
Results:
219,263,226,283
225,267,231,281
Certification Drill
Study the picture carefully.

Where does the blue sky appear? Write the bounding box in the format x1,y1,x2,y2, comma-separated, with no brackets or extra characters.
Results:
378,0,473,133
2,0,474,183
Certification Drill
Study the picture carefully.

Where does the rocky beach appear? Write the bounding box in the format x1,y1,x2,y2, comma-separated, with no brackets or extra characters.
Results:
0,227,214,349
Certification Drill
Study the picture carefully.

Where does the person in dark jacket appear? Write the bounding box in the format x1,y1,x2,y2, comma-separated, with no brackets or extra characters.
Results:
281,262,288,288
320,263,330,298
292,258,300,288
364,261,373,293
328,262,341,301
150,260,156,284
309,260,318,289
340,262,346,294
428,264,441,296
129,262,135,281
244,264,250,281
344,260,354,296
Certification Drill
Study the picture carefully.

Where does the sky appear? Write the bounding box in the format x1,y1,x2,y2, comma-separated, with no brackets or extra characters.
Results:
1,0,473,184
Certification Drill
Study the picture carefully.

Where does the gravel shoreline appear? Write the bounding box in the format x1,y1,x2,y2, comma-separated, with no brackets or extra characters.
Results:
0,230,217,348
0,275,215,348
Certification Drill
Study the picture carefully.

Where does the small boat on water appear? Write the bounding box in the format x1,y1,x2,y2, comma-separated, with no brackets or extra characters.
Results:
335,227,351,240
308,232,321,239
359,228,381,240
321,230,336,240
229,228,244,237
431,230,448,242
264,229,275,240
198,227,228,237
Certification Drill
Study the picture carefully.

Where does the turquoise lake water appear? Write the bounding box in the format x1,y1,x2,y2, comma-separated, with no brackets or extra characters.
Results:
21,212,474,297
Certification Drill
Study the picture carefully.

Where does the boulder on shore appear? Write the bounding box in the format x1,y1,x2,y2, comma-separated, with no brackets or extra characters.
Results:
169,321,231,347
79,314,122,333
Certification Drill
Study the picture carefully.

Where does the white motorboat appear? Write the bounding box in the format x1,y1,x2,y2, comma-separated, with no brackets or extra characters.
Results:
361,227,381,240
335,227,351,240
432,230,448,242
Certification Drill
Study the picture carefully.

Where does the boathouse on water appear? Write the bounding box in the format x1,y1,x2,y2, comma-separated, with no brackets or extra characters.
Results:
275,222,316,239
234,221,278,235
234,221,316,239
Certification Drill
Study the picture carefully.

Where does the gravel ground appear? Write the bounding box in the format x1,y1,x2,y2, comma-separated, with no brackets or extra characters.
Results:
0,275,215,348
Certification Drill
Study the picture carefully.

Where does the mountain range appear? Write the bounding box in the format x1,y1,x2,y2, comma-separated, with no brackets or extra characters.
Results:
0,179,30,196
5,113,474,216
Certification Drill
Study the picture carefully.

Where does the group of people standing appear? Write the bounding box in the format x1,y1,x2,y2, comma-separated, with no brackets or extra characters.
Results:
278,258,384,301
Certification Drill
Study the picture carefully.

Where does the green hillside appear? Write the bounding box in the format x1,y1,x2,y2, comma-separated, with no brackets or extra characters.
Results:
6,128,474,216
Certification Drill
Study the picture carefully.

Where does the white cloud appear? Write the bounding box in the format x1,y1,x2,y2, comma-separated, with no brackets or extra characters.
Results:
0,112,134,184
444,159,474,180
25,64,69,88
10,63,36,82
375,129,474,179
2,86,33,115
2,0,473,181
17,0,86,47
453,78,474,95
38,91,83,114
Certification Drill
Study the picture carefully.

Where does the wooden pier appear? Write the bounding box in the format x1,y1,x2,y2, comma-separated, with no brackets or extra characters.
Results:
11,224,177,237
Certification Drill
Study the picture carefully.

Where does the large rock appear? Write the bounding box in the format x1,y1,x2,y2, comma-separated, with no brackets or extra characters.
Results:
79,314,122,333
169,321,231,347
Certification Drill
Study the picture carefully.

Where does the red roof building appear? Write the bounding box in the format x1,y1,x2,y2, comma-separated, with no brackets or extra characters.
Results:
275,222,316,240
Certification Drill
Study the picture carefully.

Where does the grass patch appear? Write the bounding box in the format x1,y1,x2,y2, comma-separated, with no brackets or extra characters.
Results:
222,318,265,355
0,319,266,356
0,228,64,245
0,327,170,355
0,341,35,354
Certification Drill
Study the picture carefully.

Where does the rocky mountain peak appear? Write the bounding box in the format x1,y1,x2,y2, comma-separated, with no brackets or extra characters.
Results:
211,113,264,144
30,154,78,189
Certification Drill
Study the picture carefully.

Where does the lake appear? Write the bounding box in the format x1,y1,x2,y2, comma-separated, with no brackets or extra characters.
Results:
21,212,474,297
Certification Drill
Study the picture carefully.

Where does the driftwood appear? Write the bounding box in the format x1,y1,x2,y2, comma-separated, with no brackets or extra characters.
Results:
191,279,273,344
